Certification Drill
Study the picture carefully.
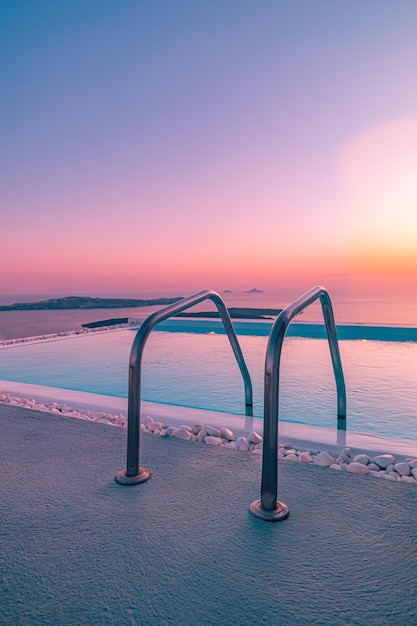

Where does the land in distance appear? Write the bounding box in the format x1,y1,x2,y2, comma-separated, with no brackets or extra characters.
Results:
0,296,183,311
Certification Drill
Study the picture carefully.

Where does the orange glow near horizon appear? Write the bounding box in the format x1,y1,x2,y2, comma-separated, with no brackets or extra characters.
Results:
2,115,417,296
339,116,417,289
3,3,417,305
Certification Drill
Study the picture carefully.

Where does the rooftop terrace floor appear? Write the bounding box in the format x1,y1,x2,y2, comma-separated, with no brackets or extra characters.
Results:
1,405,417,625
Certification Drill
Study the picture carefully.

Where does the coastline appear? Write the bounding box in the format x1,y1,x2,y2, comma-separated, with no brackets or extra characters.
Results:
0,306,162,341
3,307,417,343
2,287,417,340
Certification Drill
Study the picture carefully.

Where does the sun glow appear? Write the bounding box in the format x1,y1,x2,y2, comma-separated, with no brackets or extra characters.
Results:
340,117,417,281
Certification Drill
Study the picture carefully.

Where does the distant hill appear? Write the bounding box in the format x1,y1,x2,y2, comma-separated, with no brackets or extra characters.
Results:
0,296,183,311
242,288,264,293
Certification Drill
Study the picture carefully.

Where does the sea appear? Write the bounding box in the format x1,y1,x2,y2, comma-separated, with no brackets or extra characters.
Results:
1,286,417,341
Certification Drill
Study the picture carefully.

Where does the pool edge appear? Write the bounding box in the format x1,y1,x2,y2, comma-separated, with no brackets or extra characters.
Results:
2,379,416,458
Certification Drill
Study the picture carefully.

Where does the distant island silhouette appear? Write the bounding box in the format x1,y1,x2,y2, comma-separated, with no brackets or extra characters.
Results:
242,288,264,293
0,296,183,311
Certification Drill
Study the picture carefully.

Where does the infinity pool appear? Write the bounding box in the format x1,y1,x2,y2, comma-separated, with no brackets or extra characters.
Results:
1,322,417,441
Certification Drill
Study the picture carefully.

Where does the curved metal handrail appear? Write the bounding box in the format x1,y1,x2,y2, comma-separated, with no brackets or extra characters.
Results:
250,285,346,521
115,289,253,485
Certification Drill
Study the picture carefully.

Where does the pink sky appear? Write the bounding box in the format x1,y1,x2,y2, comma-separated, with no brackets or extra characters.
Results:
1,1,417,298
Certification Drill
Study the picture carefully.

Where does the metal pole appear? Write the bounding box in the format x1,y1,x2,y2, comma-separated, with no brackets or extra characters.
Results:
250,286,346,521
115,290,253,485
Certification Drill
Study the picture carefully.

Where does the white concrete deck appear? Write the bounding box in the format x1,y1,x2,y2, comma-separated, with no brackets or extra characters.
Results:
1,404,417,625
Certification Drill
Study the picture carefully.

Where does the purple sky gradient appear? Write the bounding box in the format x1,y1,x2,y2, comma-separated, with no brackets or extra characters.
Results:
1,1,417,295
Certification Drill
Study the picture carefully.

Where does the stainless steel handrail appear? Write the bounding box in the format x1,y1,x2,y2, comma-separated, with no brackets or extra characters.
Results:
115,289,253,485
250,285,346,521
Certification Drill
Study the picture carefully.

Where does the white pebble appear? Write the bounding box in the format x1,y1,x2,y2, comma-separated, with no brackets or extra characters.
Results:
205,436,223,446
148,421,163,433
352,454,370,465
346,462,369,475
235,437,250,452
408,459,417,469
298,452,312,464
402,476,417,484
336,454,350,464
175,427,192,440
97,418,112,425
191,424,204,435
374,454,396,469
394,462,411,476
196,429,207,442
283,448,297,456
329,464,342,470
285,453,298,462
248,431,262,445
205,425,221,437
162,426,177,437
220,427,235,441
313,452,335,467
411,468,417,480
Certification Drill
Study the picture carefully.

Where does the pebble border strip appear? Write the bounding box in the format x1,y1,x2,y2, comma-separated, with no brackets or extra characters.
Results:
0,322,132,349
1,389,416,485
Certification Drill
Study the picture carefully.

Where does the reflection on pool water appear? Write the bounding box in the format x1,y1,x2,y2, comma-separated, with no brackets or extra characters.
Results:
1,324,417,441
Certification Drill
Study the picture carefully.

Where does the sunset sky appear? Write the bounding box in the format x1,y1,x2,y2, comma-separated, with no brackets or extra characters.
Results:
1,0,417,297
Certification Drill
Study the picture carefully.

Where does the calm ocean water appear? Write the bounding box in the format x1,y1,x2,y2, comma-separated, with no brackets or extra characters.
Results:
1,287,417,341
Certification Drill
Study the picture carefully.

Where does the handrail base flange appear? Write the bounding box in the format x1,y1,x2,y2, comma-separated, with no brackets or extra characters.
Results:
115,468,151,486
249,499,289,522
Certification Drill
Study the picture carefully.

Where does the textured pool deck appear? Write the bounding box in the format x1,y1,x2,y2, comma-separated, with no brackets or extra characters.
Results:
1,405,417,626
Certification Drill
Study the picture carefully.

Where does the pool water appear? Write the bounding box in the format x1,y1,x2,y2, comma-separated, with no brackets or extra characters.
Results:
1,325,417,441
